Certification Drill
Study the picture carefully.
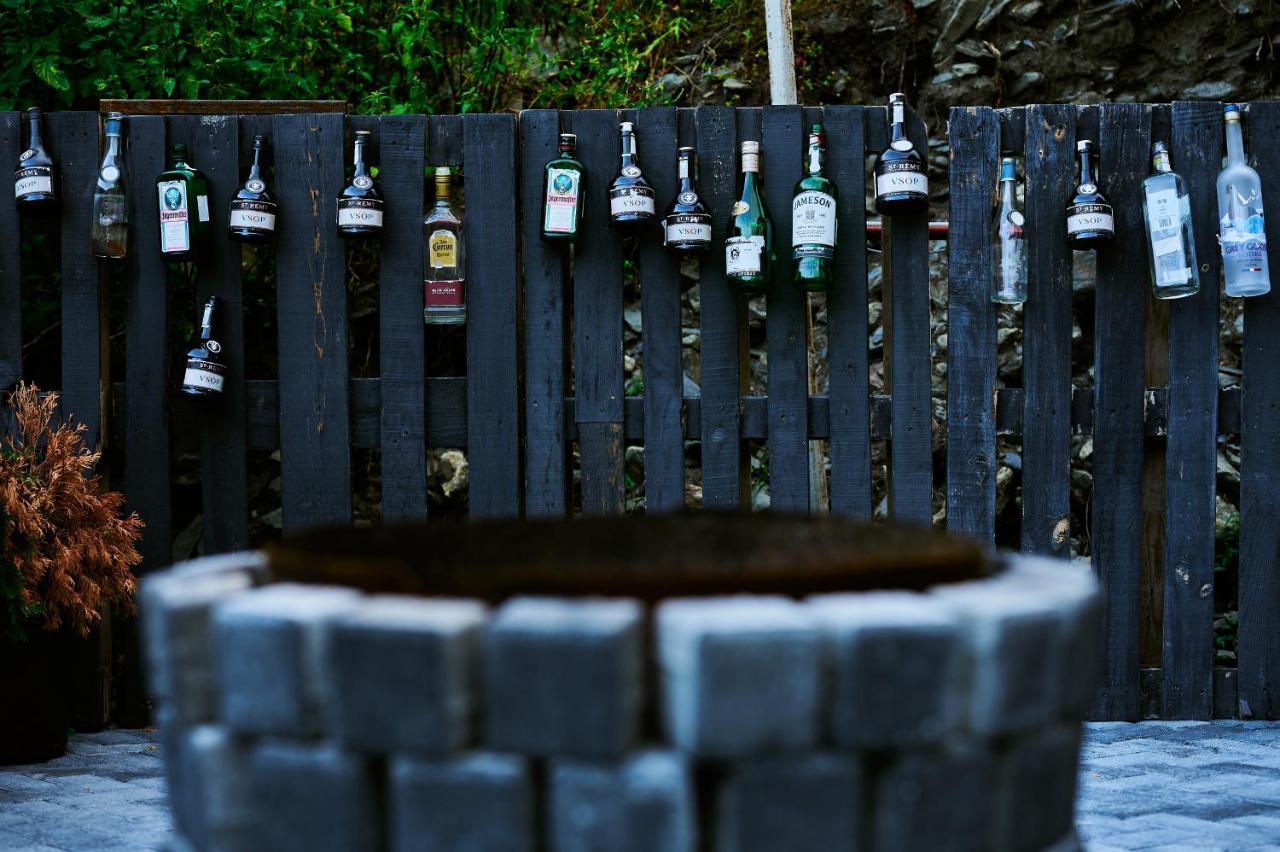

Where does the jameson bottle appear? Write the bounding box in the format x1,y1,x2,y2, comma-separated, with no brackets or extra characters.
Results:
608,121,657,232
543,133,585,243
873,93,927,215
725,140,772,294
90,112,128,260
663,146,711,252
156,143,211,262
1142,142,1199,299
992,157,1027,304
792,123,838,291
180,297,226,398
424,167,465,325
14,107,58,214
337,130,383,238
228,134,277,243
1066,140,1114,250
1218,104,1270,297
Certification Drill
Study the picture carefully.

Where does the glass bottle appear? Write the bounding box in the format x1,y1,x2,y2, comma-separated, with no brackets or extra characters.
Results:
992,156,1027,304
542,133,585,243
1218,104,1270,297
1066,140,1114,250
608,121,657,233
156,143,210,262
90,112,128,259
1142,142,1199,300
337,130,383,238
424,166,465,326
725,140,772,294
14,107,58,214
180,296,226,398
228,134,277,243
662,146,711,252
792,122,838,291
873,93,928,215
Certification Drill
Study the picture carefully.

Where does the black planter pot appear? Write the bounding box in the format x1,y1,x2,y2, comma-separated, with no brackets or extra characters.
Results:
0,628,70,764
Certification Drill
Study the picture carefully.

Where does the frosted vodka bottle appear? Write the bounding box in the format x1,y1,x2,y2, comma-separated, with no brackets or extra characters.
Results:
1217,104,1270,297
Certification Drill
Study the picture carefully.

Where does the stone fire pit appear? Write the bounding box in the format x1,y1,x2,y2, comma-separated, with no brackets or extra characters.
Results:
141,515,1099,852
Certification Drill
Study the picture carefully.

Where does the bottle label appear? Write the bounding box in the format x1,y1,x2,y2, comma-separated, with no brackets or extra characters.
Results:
875,162,927,198
726,235,765,276
229,199,277,232
100,165,121,183
664,213,712,247
338,197,384,228
792,190,837,252
183,358,225,393
158,180,191,253
429,229,458,268
610,185,656,218
1147,188,1180,232
197,194,210,222
425,278,465,309
544,168,580,233
1221,231,1268,274
14,166,53,199
1067,203,1114,235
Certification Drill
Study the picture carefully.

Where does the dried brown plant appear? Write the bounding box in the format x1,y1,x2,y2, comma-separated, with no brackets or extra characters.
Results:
0,383,142,640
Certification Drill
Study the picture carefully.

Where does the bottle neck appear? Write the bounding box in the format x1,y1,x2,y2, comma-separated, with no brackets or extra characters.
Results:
1000,176,1017,206
806,139,823,176
890,102,907,146
103,130,122,159
1225,118,1246,165
620,130,637,170
435,176,451,207
26,113,43,151
1078,149,1095,187
678,153,694,192
199,302,216,341
248,142,265,180
353,139,369,177
1152,149,1172,174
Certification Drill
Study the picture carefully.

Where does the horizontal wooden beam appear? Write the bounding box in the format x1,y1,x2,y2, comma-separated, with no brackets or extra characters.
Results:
1136,667,1243,720
99,100,346,115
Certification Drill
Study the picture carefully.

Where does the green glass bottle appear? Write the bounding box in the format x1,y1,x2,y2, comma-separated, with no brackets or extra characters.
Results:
725,140,772,294
792,123,837,292
156,143,211,262
542,133,586,243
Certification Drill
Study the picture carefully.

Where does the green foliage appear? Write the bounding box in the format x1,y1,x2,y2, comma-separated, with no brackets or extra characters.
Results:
1215,511,1239,574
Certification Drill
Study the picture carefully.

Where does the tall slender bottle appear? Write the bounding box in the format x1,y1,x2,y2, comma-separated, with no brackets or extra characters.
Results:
1142,142,1199,299
180,297,226,398
90,112,128,259
792,123,838,291
542,133,585,243
992,156,1027,304
424,167,465,325
337,130,383,238
1218,104,1270,297
1066,140,1114,250
14,107,58,214
873,93,928,215
608,121,657,233
228,134,277,243
725,140,772,293
662,146,711,252
156,143,210,262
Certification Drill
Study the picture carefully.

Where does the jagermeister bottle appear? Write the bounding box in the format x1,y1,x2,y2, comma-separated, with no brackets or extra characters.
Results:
180,297,226,398
337,130,383,238
725,140,772,294
14,107,58,214
792,123,838,291
156,143,210,262
662,146,711,252
543,133,585,243
873,93,928,215
424,167,465,326
228,134,277,243
608,121,657,233
90,112,128,259
1066,140,1114,250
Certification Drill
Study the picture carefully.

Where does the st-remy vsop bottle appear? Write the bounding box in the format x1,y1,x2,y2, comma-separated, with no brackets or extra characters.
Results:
662,146,711,252
608,121,657,233
180,296,226,398
1066,140,1114,250
337,130,383,238
228,134,277,243
543,133,585,243
1218,104,1271,297
792,123,838,291
992,156,1027,304
726,140,772,294
1142,141,1199,299
873,93,927,216
424,167,465,325
90,112,128,260
14,107,58,215
156,143,211,262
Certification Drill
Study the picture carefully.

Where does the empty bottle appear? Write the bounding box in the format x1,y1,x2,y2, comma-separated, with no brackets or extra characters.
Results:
1218,104,1270,297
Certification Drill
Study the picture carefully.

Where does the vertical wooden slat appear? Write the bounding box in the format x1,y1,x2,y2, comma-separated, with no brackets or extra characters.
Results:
761,104,809,512
1162,101,1221,720
1022,104,1076,556
376,114,428,522
1239,99,1280,720
824,105,870,517
520,109,569,517
636,106,685,513
272,112,351,532
945,106,999,544
0,112,20,394
1092,102,1151,721
881,106,933,523
463,113,522,518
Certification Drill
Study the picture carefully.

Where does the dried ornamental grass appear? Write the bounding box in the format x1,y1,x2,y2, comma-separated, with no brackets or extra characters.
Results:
0,384,142,640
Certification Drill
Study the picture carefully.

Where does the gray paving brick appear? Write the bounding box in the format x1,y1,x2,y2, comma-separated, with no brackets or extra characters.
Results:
389,752,533,852
547,751,695,852
177,726,252,852
485,597,643,758
657,596,821,757
716,753,861,852
871,742,992,852
807,591,964,749
990,723,1082,852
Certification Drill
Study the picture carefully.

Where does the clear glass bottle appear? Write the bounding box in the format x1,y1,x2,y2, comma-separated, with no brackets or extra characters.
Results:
662,146,711,252
156,143,210,262
542,133,585,243
90,112,128,259
337,130,383,238
180,296,226,398
725,140,772,294
1066,140,1114,250
14,106,58,214
992,156,1027,304
608,121,657,233
424,166,465,325
873,93,928,215
1218,104,1270,297
1142,142,1199,300
792,122,838,292
228,134,277,243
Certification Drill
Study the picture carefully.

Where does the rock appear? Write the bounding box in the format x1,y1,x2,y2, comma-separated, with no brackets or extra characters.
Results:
660,73,688,97
951,62,981,78
624,307,643,333
976,0,1017,31
723,77,752,91
1185,80,1237,100
1011,1,1042,21
1009,71,1043,96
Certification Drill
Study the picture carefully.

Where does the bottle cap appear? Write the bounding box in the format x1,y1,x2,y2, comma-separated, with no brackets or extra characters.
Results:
889,93,907,104
172,142,187,156
105,111,125,121
678,146,695,153
1076,140,1093,152
435,166,451,177
741,140,760,154
253,133,268,144
355,130,373,138
619,121,634,132
559,133,577,144
26,106,42,115
1224,104,1242,119
810,123,824,135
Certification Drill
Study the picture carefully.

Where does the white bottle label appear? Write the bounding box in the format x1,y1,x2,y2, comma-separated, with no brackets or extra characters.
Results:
875,164,927,198
197,194,210,222
337,198,384,228
792,190,837,250
609,186,656,218
1147,188,1180,231
726,235,764,275
183,364,224,392
158,180,191,253
1222,231,1269,274
1067,204,1114,235
544,168,580,233
14,167,52,199
229,200,276,232
664,214,711,246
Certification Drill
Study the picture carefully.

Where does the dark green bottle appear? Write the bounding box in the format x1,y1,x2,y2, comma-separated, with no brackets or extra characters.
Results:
725,140,772,294
542,133,586,243
792,123,838,291
156,143,211,262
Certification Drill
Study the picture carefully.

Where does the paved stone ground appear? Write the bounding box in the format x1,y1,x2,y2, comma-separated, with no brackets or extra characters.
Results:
0,722,1276,851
